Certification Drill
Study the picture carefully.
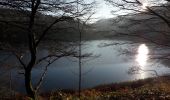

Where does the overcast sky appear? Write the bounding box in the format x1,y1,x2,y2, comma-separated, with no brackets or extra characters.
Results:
93,0,114,19
86,0,167,22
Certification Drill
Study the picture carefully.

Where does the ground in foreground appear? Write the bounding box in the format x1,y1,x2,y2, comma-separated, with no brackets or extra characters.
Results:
2,76,170,100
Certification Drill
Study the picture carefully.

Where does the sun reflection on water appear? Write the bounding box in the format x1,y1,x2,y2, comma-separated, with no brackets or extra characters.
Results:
136,44,149,79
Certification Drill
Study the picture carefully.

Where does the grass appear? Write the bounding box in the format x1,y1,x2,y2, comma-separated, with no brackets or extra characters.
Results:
2,76,170,99
40,75,170,100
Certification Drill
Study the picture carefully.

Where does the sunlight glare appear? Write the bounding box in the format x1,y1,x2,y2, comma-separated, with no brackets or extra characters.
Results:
136,44,149,67
142,3,148,9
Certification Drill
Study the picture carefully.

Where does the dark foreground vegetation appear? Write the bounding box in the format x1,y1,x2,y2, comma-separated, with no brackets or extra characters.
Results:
1,75,170,100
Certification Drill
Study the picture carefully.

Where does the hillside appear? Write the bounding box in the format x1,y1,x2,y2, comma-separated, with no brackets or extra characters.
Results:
92,3,170,43
1,2,170,44
0,8,99,44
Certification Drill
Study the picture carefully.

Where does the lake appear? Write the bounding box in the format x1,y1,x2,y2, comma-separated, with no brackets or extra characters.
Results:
1,40,170,93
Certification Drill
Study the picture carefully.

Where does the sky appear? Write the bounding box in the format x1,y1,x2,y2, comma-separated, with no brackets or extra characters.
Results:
90,0,167,21
85,0,115,23
92,0,114,19
82,0,168,23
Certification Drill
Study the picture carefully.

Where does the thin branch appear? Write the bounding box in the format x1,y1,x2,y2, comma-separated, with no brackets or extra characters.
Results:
35,14,73,47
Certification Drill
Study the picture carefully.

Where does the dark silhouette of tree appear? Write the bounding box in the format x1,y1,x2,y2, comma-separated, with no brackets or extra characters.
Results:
76,0,95,97
0,0,95,99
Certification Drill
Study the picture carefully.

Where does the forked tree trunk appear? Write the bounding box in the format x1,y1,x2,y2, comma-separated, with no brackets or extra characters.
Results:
25,69,36,99
25,33,37,99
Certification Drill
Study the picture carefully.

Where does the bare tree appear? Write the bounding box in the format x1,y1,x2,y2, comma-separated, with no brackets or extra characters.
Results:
104,0,170,69
104,1,169,43
0,0,95,99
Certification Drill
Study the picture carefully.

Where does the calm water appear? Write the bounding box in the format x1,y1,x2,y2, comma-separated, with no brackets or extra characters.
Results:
1,40,170,93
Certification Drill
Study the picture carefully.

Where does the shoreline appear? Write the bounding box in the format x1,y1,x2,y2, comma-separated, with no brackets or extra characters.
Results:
2,75,170,99
39,75,170,99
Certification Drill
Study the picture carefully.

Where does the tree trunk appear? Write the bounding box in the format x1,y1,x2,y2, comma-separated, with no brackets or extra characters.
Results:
25,69,36,99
